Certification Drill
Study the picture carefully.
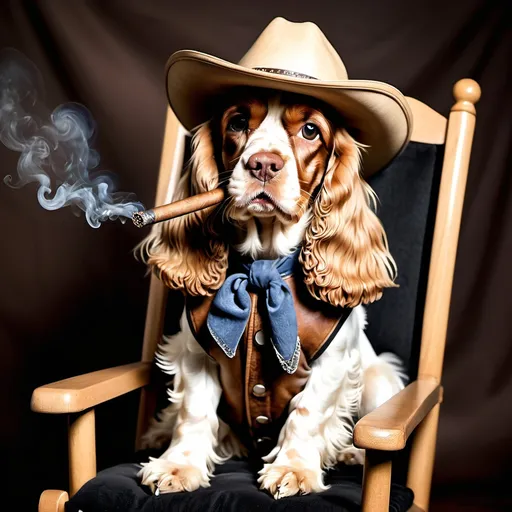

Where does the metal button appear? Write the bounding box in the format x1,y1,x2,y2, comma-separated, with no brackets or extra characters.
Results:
254,330,266,346
255,415,270,425
252,384,266,397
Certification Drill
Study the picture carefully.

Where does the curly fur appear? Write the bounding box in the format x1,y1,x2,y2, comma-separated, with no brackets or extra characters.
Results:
136,123,228,296
301,128,397,307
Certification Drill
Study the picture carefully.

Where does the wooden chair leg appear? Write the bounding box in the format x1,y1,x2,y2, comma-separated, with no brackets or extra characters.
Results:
407,403,441,511
361,449,392,512
39,490,69,512
68,408,97,496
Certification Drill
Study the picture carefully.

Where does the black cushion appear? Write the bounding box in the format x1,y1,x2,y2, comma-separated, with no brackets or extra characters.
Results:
66,458,414,512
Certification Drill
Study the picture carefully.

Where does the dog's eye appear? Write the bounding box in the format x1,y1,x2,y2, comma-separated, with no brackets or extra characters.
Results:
228,115,249,132
300,123,320,141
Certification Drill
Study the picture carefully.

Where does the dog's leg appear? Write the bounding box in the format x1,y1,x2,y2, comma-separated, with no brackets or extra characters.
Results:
359,348,406,418
139,311,223,494
258,312,365,499
338,328,407,466
258,349,363,498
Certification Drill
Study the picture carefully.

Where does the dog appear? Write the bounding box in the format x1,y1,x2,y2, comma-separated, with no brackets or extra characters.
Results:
136,85,406,499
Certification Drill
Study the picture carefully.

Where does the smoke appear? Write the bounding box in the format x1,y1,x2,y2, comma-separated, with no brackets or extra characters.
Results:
0,48,144,228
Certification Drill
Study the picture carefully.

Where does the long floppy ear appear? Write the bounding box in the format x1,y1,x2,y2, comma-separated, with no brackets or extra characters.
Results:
300,128,397,308
136,122,228,296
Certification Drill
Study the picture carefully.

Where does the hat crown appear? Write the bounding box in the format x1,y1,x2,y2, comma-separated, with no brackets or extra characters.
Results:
239,17,348,82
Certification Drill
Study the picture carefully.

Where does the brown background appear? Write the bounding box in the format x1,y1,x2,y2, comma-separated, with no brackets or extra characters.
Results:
1,1,511,510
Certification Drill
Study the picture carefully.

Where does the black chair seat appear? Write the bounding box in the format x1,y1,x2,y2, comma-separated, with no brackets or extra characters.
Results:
66,458,413,512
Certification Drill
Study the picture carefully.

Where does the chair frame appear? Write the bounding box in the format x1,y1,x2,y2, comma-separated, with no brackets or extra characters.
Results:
31,79,481,512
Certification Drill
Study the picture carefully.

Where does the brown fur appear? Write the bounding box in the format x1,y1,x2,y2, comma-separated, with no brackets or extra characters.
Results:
284,104,332,218
221,99,268,170
301,128,397,307
137,123,228,296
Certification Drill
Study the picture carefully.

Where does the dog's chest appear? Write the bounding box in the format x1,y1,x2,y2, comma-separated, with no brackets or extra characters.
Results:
186,274,351,450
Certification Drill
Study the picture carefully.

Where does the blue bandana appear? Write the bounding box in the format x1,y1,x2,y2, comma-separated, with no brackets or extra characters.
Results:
206,250,301,374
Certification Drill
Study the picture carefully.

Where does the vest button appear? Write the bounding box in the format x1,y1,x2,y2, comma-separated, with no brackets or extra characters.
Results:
252,384,266,396
254,330,266,346
255,415,270,424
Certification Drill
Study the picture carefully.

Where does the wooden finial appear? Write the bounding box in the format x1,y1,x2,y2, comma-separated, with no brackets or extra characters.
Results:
452,79,481,114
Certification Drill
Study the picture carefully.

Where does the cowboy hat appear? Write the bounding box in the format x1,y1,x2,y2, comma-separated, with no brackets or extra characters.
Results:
165,17,412,176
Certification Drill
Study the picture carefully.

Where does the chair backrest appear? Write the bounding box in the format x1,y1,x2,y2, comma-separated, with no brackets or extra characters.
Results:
134,80,480,448
365,109,446,375
365,83,479,383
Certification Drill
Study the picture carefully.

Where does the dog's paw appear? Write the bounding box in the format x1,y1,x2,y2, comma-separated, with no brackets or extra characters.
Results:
258,456,327,499
139,456,209,494
338,446,365,466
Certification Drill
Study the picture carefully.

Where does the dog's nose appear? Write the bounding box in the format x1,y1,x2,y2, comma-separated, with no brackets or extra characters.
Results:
247,152,284,182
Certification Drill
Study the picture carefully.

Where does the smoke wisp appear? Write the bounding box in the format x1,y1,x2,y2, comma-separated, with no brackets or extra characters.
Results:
0,48,144,228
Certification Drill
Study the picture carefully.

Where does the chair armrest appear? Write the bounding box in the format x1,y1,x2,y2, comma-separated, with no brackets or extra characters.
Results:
354,378,442,451
31,361,152,414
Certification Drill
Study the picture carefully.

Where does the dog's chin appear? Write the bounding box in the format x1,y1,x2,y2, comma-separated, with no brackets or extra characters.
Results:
243,192,298,223
247,195,279,217
247,203,277,218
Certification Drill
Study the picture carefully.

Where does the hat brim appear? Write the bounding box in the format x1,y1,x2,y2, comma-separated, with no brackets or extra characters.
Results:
165,50,413,176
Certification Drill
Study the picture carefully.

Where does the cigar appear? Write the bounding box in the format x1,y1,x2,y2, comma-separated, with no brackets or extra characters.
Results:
132,188,225,228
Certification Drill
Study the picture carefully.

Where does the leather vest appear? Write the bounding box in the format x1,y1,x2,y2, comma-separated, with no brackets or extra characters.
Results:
186,273,351,453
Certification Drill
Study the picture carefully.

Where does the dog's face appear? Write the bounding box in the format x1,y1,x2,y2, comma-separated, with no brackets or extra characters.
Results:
217,89,335,225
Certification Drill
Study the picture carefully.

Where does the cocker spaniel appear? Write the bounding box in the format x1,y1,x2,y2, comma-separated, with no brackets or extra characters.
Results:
137,87,405,499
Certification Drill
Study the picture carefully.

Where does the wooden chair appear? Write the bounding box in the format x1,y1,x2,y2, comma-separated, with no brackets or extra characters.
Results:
32,78,481,512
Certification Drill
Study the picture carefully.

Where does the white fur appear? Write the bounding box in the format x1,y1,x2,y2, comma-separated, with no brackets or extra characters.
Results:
258,307,404,497
139,313,246,493
139,99,406,497
228,95,305,259
141,305,405,496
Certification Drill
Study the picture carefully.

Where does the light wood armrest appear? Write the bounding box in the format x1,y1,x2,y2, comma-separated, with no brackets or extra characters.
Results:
31,362,152,414
354,378,442,451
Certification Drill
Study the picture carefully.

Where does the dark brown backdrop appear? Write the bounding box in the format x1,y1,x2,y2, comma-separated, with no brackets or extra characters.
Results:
1,1,511,510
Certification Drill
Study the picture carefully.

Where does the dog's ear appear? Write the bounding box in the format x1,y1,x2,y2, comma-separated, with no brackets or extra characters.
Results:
137,122,228,296
300,128,397,307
